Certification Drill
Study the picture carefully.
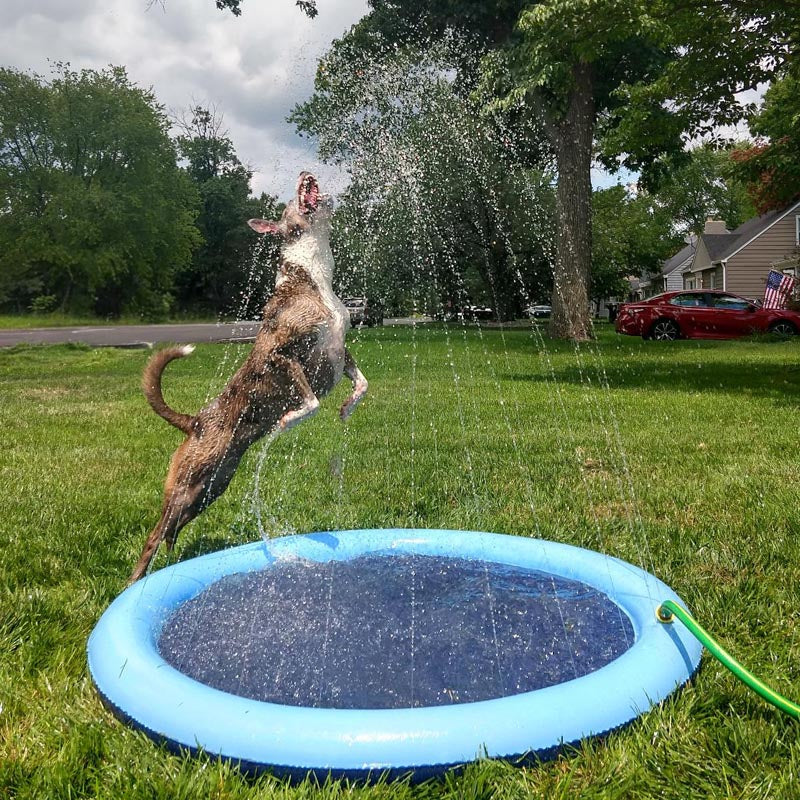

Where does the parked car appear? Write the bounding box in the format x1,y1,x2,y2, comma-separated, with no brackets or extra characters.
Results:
615,290,800,340
343,297,383,327
463,305,495,322
525,304,552,318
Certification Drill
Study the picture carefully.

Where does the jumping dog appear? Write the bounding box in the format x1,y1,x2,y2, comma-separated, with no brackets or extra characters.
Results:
129,172,367,582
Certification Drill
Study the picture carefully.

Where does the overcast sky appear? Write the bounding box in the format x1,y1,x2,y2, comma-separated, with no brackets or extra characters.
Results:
2,0,369,200
2,1,758,203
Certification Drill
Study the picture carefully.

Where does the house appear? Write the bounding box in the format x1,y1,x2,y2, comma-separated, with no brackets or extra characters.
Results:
620,199,799,310
681,200,800,298
659,241,695,294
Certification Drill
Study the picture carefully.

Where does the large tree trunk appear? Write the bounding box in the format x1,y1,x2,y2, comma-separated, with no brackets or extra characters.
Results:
549,61,595,341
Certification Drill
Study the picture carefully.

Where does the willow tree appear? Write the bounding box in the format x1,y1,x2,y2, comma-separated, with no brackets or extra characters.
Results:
290,44,554,319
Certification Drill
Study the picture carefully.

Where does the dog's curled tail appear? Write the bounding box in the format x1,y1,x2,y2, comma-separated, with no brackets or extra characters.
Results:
142,345,196,435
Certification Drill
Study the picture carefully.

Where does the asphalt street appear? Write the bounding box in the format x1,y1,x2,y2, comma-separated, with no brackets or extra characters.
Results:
0,321,264,349
0,319,420,348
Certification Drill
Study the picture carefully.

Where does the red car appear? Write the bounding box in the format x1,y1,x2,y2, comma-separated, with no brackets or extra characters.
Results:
615,290,800,340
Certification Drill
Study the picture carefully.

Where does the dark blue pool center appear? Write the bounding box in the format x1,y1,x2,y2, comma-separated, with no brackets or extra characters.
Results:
158,554,634,709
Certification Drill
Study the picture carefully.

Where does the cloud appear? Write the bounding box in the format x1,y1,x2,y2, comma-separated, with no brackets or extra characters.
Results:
1,0,368,200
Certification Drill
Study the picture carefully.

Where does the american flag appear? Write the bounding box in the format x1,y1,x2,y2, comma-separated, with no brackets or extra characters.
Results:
763,269,798,310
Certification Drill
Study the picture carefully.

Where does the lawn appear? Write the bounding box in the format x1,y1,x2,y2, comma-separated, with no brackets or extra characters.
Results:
1,325,799,799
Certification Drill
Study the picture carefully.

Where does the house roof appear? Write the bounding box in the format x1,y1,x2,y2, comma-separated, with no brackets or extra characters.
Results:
700,201,800,264
701,233,737,261
662,243,695,276
658,199,800,283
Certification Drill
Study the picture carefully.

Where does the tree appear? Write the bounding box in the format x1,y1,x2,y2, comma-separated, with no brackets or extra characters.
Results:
291,44,554,319
486,0,794,338
591,185,678,309
731,74,800,213
290,0,794,339
650,144,755,236
0,64,200,317
174,106,279,315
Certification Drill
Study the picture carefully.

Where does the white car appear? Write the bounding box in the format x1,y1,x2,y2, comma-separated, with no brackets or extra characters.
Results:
343,297,383,326
525,304,552,318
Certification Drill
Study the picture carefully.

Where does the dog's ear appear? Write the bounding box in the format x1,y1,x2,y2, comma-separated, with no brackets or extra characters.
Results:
248,219,282,235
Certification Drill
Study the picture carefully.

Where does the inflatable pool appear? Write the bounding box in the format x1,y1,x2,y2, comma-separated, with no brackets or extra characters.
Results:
88,529,701,779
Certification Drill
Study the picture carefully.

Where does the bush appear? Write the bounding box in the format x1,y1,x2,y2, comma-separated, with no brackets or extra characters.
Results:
28,295,58,315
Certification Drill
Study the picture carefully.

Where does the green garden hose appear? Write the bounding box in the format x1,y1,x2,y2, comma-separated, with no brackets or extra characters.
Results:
657,599,800,720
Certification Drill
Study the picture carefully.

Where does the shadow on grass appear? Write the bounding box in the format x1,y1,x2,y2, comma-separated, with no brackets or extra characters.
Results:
501,350,800,401
180,533,239,561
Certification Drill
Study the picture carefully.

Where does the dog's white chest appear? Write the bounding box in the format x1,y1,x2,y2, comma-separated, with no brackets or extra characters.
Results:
281,227,349,385
316,289,349,381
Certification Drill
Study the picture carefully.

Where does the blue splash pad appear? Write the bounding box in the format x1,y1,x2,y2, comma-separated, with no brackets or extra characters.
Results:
88,529,701,779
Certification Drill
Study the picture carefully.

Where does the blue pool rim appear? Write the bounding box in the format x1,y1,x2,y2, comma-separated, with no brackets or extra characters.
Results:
88,529,702,780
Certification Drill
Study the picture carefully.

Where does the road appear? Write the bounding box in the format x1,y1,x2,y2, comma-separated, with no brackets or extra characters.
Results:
0,322,263,349
0,318,422,348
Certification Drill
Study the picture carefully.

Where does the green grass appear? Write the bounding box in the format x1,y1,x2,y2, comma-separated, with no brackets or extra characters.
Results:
1,326,800,799
0,312,219,329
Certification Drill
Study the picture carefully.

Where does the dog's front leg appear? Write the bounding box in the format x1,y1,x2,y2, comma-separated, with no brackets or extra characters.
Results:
271,353,320,431
340,348,368,421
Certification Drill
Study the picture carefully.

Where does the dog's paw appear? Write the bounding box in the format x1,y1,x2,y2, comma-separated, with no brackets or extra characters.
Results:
339,393,364,421
340,378,368,421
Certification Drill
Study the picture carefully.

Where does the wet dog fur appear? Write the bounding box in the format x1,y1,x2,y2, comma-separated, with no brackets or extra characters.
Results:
129,172,367,582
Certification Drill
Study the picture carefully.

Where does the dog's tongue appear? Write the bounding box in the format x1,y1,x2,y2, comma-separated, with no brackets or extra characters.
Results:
299,175,319,213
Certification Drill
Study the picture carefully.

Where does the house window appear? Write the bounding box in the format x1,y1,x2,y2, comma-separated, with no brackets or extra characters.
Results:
686,277,697,289
796,215,800,246
709,272,717,289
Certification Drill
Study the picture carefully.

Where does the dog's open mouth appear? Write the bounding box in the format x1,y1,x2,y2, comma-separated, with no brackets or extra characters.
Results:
298,173,320,214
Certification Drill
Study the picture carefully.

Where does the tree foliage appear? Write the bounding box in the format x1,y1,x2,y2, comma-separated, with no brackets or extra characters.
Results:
591,185,678,305
591,145,755,301
592,1,796,179
295,0,794,338
649,144,755,236
482,0,793,336
173,106,280,315
293,42,553,320
212,0,317,17
732,74,800,213
0,64,200,317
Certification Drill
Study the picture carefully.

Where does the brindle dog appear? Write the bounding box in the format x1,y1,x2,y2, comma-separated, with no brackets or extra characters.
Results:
129,172,367,583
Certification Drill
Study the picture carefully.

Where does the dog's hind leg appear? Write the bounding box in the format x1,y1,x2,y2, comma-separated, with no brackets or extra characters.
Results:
128,483,205,584
128,510,183,584
128,437,237,584
339,348,368,421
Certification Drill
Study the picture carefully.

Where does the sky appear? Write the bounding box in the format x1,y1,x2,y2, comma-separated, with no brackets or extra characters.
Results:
2,0,369,200
1,1,757,203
